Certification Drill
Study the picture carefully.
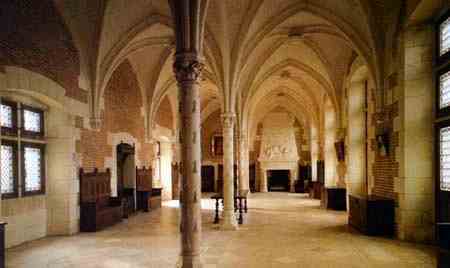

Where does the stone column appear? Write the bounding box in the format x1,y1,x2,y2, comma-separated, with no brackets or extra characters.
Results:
260,168,268,192
174,55,203,267
221,113,238,230
169,1,209,266
290,168,296,193
238,135,250,192
310,127,319,182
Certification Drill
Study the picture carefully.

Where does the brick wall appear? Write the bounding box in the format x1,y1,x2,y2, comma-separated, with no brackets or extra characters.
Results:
371,102,399,199
0,0,87,103
155,96,173,130
78,60,153,169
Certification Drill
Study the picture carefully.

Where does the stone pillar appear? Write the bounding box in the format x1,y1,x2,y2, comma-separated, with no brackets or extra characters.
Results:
324,98,337,187
238,135,250,192
174,55,203,267
47,111,79,235
347,81,366,196
260,168,268,192
169,1,209,266
221,113,238,230
290,169,296,193
396,25,434,242
310,127,319,182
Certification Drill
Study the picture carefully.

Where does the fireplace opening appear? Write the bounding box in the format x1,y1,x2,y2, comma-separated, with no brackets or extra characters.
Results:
267,170,290,192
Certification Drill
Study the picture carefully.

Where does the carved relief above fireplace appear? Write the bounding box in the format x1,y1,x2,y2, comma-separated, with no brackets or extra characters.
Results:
258,112,299,192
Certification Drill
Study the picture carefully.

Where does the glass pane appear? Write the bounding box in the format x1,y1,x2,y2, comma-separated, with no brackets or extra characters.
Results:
440,71,450,109
441,126,450,191
23,109,41,132
0,104,13,128
441,16,450,56
24,147,42,192
1,145,15,194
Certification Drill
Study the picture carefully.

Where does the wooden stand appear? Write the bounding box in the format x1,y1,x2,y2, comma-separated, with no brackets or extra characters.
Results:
322,187,347,211
0,222,6,268
348,194,395,236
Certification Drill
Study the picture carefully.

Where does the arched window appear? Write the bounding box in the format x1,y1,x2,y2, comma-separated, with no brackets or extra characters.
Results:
1,99,46,198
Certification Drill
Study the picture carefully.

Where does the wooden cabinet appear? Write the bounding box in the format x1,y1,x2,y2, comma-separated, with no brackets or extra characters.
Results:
309,181,323,199
0,222,5,268
323,187,346,211
348,195,395,236
438,223,450,268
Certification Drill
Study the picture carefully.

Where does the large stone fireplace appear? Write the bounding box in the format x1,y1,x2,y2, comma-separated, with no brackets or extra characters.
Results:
258,112,299,192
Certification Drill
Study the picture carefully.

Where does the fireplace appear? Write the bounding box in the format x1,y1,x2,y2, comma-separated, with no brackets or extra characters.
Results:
267,170,290,192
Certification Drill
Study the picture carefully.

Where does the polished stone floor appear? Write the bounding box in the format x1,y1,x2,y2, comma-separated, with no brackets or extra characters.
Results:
6,193,436,267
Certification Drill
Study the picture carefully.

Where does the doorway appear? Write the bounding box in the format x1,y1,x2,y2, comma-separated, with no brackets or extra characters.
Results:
201,165,215,192
267,170,290,192
117,143,136,214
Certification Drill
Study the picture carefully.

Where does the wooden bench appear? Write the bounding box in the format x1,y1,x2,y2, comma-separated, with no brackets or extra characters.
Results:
79,168,123,232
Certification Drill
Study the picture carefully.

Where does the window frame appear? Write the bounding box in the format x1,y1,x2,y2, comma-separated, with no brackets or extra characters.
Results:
437,8,450,66
1,139,19,199
436,63,450,118
21,104,45,139
20,141,46,197
1,100,18,137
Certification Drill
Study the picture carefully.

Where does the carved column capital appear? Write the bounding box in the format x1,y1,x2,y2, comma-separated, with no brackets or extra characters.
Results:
89,116,102,130
221,113,235,129
173,54,204,83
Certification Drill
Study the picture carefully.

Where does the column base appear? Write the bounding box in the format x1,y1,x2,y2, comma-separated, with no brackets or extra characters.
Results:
177,254,203,268
220,209,238,230
260,188,268,193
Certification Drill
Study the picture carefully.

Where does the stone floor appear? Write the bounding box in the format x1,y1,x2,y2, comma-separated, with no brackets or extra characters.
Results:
6,192,437,267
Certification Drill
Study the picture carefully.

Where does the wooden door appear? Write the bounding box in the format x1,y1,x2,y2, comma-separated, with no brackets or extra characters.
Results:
249,164,256,192
201,165,215,192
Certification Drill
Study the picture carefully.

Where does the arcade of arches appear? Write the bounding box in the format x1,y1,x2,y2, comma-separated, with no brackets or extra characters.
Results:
0,0,448,267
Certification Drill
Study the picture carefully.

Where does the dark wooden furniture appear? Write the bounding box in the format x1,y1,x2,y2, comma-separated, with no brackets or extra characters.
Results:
249,164,256,192
322,187,347,211
150,188,162,209
79,168,123,232
0,222,6,268
211,192,248,225
136,166,152,212
309,181,323,199
438,223,450,268
172,163,180,200
348,194,395,236
201,165,215,192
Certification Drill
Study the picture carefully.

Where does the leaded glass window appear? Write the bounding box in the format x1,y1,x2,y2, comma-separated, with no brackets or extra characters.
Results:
440,70,450,109
1,144,15,194
441,16,450,56
440,126,450,191
23,109,41,133
23,146,43,193
0,104,13,128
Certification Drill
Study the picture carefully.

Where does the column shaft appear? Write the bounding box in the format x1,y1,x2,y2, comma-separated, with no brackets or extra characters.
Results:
175,58,203,268
238,138,250,192
221,113,238,230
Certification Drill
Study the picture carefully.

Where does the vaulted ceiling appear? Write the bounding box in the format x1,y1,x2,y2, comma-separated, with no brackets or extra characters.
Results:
55,0,405,137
